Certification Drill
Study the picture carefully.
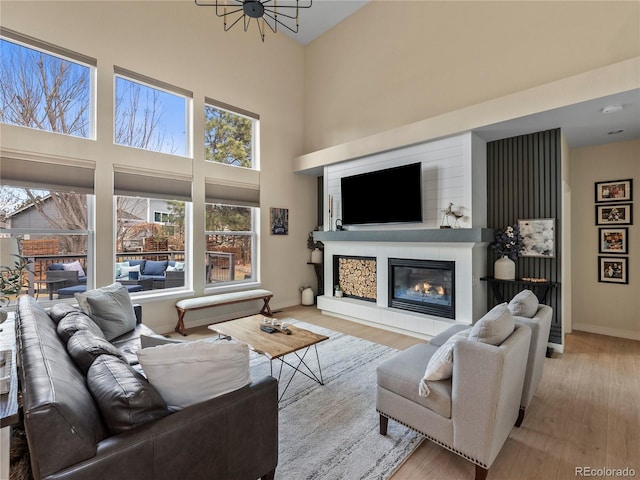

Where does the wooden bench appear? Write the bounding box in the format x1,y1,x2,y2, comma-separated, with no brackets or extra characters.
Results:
174,289,273,336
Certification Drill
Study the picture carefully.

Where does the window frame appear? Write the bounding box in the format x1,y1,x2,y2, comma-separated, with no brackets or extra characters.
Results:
204,203,258,288
0,28,97,140
113,67,192,158
204,98,259,170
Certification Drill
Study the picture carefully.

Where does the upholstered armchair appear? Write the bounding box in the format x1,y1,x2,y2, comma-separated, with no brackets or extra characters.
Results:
377,304,531,480
430,290,552,427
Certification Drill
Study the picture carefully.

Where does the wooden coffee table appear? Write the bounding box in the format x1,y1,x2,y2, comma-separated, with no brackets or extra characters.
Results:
208,315,328,401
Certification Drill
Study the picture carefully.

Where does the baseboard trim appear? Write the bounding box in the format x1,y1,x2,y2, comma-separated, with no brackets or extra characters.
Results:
572,323,640,341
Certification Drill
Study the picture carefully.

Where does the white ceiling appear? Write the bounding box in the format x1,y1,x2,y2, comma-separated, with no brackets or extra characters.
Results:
279,2,640,149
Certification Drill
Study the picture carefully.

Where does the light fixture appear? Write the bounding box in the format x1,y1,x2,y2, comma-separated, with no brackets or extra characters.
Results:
195,0,313,42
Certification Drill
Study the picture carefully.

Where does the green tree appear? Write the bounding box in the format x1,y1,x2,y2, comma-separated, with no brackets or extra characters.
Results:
204,106,252,167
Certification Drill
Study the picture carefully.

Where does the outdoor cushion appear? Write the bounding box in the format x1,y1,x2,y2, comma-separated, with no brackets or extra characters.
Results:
143,260,168,276
75,283,138,341
63,260,86,278
468,303,515,345
87,355,169,434
137,339,250,411
508,289,539,318
120,265,141,278
48,263,66,270
115,261,130,277
127,259,146,271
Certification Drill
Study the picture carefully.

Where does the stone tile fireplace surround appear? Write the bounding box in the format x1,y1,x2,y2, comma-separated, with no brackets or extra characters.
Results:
315,229,493,339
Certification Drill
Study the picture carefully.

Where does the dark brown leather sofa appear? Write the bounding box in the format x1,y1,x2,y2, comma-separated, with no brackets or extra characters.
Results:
16,296,278,480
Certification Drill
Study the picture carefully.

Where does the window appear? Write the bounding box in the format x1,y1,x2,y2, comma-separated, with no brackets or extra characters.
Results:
0,185,93,304
0,30,94,138
116,195,187,290
114,68,190,157
205,99,258,169
205,203,256,285
154,211,171,224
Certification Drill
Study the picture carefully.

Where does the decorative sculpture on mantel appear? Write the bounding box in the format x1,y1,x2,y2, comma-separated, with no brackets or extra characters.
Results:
441,203,464,229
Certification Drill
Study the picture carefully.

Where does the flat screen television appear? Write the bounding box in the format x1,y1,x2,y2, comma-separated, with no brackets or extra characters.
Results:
340,162,423,225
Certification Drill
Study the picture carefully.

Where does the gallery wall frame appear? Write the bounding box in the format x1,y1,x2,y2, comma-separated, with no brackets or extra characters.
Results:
595,203,633,226
595,178,632,203
518,218,555,257
270,207,289,235
598,256,628,284
598,227,628,254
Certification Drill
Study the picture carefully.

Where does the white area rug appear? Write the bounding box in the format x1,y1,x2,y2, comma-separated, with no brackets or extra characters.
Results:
248,320,423,480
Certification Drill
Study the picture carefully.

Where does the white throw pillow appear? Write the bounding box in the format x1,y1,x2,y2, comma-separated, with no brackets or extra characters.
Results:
137,339,250,411
419,329,470,397
63,260,86,277
468,303,515,345
120,264,141,277
75,283,138,341
508,289,539,318
115,261,130,278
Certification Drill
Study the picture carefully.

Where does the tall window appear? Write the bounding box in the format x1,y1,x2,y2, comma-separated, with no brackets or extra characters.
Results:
205,100,257,169
0,32,94,138
115,70,190,157
115,195,187,290
205,203,256,285
0,185,93,304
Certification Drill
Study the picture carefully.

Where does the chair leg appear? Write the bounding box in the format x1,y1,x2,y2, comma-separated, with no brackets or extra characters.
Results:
515,406,526,427
379,413,389,435
475,464,488,480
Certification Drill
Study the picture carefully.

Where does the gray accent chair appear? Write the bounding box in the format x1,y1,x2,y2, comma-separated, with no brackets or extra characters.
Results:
430,304,552,426
377,323,531,480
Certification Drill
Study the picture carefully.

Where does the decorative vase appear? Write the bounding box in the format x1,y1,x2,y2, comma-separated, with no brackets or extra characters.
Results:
311,248,323,264
301,287,315,306
335,289,343,298
494,256,516,280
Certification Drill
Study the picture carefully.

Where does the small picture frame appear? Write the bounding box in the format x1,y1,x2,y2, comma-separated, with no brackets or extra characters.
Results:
599,227,628,254
270,207,289,235
595,179,632,203
518,218,555,257
595,203,632,225
598,256,628,284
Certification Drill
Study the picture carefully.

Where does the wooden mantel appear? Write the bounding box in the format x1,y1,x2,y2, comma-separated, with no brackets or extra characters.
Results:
314,228,494,244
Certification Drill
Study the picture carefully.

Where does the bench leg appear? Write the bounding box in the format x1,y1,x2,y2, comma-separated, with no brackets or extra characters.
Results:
260,296,273,316
175,308,187,336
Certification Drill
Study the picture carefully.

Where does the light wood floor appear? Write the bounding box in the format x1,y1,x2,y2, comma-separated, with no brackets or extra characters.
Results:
178,305,640,480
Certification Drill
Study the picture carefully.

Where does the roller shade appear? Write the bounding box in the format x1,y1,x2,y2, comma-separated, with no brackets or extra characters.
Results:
1,156,94,193
205,179,260,207
114,170,192,202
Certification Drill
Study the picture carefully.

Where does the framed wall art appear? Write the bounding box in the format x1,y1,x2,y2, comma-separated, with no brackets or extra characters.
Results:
598,227,628,254
598,256,628,284
595,179,632,203
595,203,632,225
518,218,555,257
270,207,289,235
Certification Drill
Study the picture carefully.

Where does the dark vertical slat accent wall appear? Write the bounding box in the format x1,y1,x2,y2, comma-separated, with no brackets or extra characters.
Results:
487,129,562,344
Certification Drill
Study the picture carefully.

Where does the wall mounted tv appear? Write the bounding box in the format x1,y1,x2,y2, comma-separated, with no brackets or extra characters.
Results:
340,162,423,226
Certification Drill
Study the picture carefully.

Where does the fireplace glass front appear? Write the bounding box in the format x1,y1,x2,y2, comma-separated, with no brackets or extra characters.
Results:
388,258,455,319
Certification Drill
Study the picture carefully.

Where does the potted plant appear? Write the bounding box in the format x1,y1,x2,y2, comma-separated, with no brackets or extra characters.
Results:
334,284,343,298
0,254,33,326
489,224,522,280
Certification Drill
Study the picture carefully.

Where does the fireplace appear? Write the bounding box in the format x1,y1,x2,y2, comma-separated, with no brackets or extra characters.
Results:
388,258,455,319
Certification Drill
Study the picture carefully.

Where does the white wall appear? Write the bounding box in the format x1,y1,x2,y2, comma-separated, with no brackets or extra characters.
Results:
0,1,317,333
324,133,486,231
569,139,640,340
